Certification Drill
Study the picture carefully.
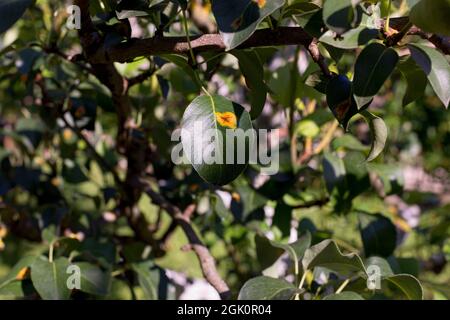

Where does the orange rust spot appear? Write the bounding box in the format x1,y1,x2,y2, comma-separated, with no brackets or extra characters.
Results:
16,267,29,280
0,224,7,238
189,184,199,192
232,192,241,202
215,112,237,129
231,17,243,30
74,106,86,118
334,100,351,122
253,0,266,8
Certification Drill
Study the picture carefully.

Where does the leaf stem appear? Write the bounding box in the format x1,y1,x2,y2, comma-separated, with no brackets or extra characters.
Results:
298,270,308,290
181,9,210,96
49,241,55,263
267,17,275,30
181,9,196,66
385,0,392,34
335,278,350,294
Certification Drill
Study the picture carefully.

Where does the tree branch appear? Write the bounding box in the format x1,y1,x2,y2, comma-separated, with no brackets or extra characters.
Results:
140,180,231,300
88,27,314,64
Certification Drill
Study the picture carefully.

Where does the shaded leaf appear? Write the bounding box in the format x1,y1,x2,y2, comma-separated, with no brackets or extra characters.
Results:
359,213,397,258
212,0,285,50
324,291,364,300
231,49,267,119
302,239,366,276
397,57,428,106
269,232,312,263
238,276,297,300
0,0,32,34
365,256,394,277
0,256,37,288
361,110,388,162
255,234,284,270
383,274,423,300
410,0,450,36
78,262,111,296
326,74,359,129
322,0,358,34
353,43,399,108
132,261,161,300
408,43,450,108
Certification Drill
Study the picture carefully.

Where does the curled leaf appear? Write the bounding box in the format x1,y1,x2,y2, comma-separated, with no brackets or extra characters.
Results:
361,110,387,162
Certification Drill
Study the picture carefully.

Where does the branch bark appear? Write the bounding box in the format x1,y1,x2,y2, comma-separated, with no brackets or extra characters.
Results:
141,181,232,300
83,18,449,66
88,26,315,64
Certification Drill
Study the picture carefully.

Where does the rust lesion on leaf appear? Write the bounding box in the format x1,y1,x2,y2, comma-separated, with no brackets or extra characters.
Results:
16,267,29,280
252,0,266,9
215,111,237,129
333,99,351,122
231,16,243,31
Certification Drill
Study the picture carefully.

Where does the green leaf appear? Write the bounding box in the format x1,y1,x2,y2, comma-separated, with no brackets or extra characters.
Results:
332,134,368,152
0,281,28,299
0,255,36,283
272,201,292,237
322,152,346,195
383,274,423,300
353,43,399,109
319,25,379,49
409,0,450,36
77,262,111,296
326,74,359,129
408,43,450,108
159,54,201,91
364,256,394,277
322,0,359,34
181,94,254,185
296,8,325,38
30,257,71,300
359,213,397,257
366,163,404,195
231,49,268,119
397,57,428,106
255,234,285,270
132,261,160,300
295,119,320,138
236,184,269,219
282,1,320,18
269,232,312,263
0,0,32,34
319,4,380,49
269,62,304,107
302,239,366,276
238,276,297,300
211,0,286,50
324,291,364,300
361,110,388,162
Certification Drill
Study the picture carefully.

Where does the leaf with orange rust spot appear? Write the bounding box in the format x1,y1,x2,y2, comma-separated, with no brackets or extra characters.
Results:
181,94,253,185
16,267,29,280
216,111,237,129
0,256,37,288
